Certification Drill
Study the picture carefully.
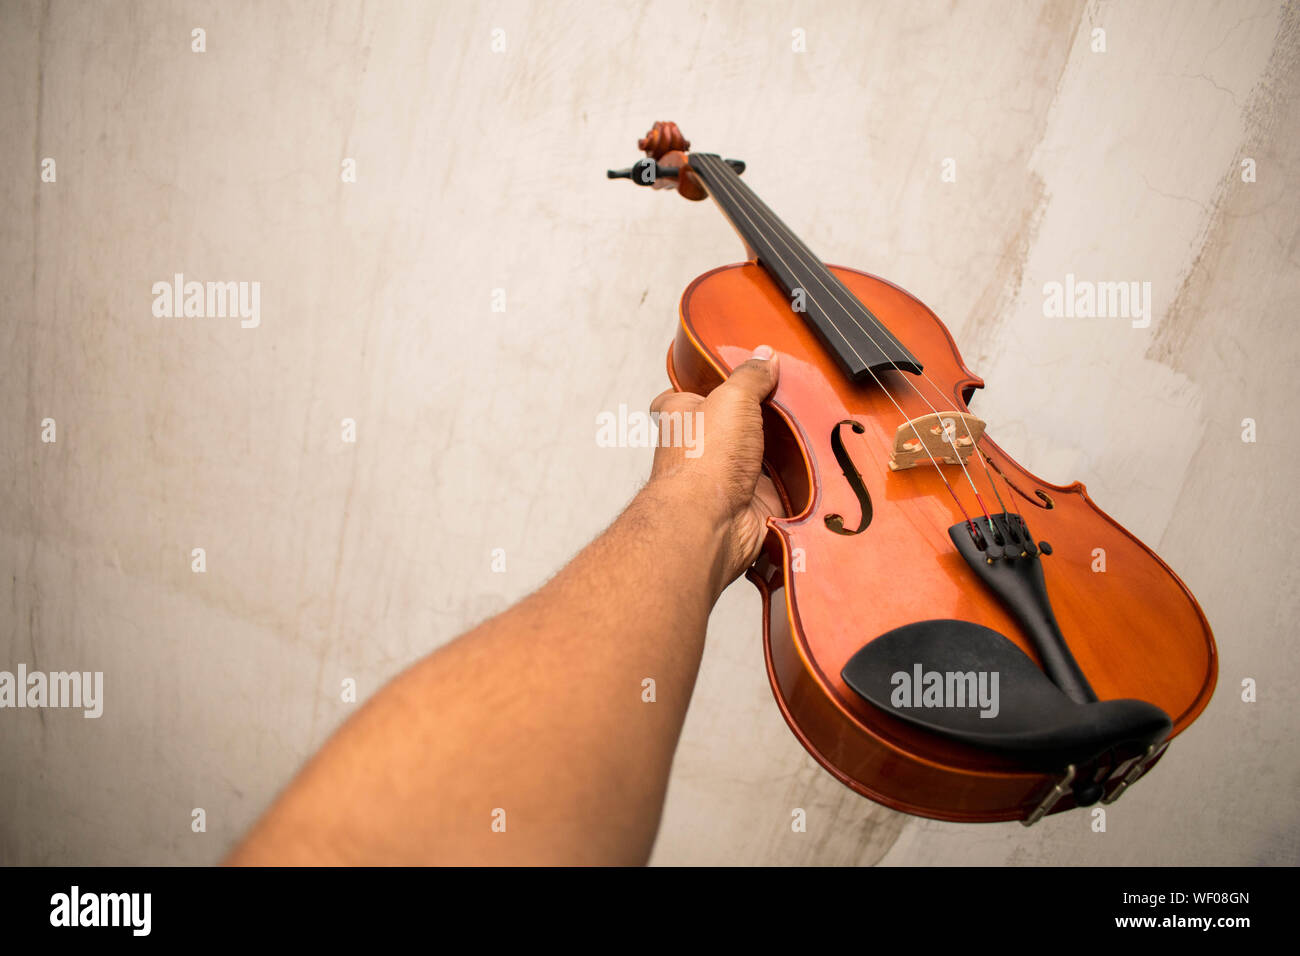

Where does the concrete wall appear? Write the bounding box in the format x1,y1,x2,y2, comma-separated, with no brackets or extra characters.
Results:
1,0,1295,865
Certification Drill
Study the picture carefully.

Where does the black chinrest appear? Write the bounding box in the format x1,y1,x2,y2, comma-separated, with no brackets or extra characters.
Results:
841,619,1171,772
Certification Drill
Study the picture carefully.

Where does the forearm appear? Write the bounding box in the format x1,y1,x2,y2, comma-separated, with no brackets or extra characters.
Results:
227,474,728,866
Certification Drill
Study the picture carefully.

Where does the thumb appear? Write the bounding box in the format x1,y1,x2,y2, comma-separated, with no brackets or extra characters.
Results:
723,346,780,404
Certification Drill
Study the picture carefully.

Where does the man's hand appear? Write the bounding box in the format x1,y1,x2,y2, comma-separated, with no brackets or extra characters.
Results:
645,346,785,589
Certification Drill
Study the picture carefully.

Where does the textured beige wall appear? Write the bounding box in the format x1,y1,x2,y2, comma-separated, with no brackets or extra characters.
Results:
1,0,1295,865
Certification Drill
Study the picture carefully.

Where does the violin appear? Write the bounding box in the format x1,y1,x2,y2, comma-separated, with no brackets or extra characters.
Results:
609,122,1217,823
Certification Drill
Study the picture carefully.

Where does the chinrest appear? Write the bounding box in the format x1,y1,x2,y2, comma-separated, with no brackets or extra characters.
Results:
841,619,1171,774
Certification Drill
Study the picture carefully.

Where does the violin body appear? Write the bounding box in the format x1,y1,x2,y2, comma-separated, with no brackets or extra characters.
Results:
668,263,1215,822
618,123,1217,823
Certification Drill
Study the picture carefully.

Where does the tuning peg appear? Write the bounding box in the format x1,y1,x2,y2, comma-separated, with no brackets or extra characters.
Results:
606,158,679,186
605,156,746,185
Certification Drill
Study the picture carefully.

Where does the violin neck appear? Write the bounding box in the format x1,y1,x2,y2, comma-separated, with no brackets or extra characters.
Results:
688,152,922,381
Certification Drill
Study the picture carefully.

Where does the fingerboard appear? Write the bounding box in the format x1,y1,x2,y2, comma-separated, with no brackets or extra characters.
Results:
688,152,922,382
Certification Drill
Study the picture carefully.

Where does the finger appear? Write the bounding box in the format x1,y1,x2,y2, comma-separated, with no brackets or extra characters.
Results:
649,388,678,413
722,346,780,404
650,388,702,415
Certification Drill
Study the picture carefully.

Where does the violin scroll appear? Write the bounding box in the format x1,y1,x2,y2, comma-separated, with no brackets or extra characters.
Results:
605,121,709,201
638,121,690,158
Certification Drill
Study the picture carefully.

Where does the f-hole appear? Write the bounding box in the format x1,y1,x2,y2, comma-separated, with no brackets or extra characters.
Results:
825,420,873,535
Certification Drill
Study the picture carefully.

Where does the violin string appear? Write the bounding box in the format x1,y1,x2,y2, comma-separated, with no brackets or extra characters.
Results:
898,376,1031,548
901,372,1028,544
705,154,1025,544
881,358,1029,543
697,155,997,520
985,452,1036,545
695,154,995,533
898,356,1031,546
695,154,997,528
689,154,979,530
698,156,1018,537
898,370,1029,547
